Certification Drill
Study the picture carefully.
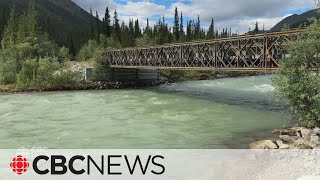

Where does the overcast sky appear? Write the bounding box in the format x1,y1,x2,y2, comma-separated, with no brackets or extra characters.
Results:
72,0,316,34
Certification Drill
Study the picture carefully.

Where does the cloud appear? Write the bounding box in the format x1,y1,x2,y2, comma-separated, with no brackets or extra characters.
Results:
72,0,316,33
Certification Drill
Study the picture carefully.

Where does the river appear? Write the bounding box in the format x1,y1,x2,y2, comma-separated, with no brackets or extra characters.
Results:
0,75,287,149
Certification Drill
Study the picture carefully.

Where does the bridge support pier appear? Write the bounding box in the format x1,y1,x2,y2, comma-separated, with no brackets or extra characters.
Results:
110,68,160,83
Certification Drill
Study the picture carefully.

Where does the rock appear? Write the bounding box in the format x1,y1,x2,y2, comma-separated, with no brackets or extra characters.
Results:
279,135,300,143
310,135,320,148
313,127,320,135
296,132,302,137
273,127,302,136
276,140,290,149
301,128,312,138
292,139,312,149
249,140,278,149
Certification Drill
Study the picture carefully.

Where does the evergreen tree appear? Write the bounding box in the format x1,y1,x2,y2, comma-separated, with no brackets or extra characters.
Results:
195,15,201,39
1,5,18,48
186,20,192,41
207,18,215,39
95,11,100,42
26,0,37,40
179,12,185,41
129,19,134,38
103,7,111,37
254,21,259,34
144,18,151,37
134,19,141,38
120,21,132,47
69,36,76,56
215,30,219,38
88,8,95,39
112,10,121,42
17,13,27,43
173,7,179,41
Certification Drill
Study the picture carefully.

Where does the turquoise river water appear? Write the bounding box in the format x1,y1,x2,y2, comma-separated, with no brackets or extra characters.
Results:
0,75,287,149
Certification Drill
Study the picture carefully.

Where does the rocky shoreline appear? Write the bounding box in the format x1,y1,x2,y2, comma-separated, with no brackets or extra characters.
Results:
0,80,164,93
250,127,320,149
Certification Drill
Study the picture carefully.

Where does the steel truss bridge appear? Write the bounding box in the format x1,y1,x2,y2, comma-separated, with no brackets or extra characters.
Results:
106,29,319,72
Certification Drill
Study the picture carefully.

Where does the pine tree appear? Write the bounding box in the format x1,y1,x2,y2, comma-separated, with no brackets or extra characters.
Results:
179,12,185,41
129,19,134,38
134,19,141,38
194,15,201,39
95,11,101,42
26,0,37,40
254,21,259,34
69,36,76,56
112,10,121,42
88,8,94,39
120,21,132,47
173,7,179,41
17,13,27,43
186,20,192,41
103,7,111,37
144,18,151,37
207,18,215,39
1,5,18,48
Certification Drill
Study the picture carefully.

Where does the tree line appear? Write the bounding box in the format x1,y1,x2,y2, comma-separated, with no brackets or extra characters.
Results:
0,2,81,89
86,6,241,48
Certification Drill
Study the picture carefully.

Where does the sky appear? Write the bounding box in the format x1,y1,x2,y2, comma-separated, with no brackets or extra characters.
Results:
72,0,317,34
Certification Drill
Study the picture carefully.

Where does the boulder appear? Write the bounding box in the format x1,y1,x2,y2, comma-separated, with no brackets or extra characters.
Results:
273,127,300,136
279,135,300,143
313,127,320,135
301,128,312,139
276,140,290,149
309,135,320,148
249,140,278,149
292,139,312,149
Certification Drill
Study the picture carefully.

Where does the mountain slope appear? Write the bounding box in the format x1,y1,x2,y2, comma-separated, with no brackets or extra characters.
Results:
0,0,95,54
271,9,320,32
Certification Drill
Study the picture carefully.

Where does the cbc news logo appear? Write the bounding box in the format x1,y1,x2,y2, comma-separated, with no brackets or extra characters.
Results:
8,154,165,176
10,155,30,175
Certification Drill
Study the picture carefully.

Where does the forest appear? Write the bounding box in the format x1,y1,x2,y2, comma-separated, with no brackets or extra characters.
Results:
0,2,82,91
0,0,264,91
86,6,260,49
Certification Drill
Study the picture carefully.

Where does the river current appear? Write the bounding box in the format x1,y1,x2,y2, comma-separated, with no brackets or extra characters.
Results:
0,75,287,149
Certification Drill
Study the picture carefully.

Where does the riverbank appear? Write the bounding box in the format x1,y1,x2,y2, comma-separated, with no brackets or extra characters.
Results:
1,69,265,93
0,80,163,93
250,126,320,149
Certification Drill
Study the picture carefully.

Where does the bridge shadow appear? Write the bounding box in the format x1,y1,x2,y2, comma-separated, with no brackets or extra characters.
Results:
147,80,286,112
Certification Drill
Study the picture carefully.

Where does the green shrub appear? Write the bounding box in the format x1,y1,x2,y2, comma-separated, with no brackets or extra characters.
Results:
17,58,39,87
273,19,320,127
99,35,122,49
76,40,99,61
57,46,71,63
51,70,83,87
0,60,17,85
135,34,156,46
93,49,110,81
17,57,60,87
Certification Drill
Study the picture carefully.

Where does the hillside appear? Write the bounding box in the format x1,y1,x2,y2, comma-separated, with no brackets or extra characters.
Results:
271,9,320,32
0,0,95,54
